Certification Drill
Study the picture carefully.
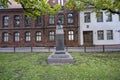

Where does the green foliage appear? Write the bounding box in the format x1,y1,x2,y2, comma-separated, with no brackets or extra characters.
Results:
0,52,120,80
65,0,120,14
0,0,61,18
0,0,10,8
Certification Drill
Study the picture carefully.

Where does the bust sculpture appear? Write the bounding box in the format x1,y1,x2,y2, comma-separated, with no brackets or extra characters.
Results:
56,20,64,34
56,20,63,29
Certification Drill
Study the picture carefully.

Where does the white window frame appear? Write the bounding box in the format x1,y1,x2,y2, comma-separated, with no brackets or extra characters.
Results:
36,32,42,42
68,31,74,41
14,32,20,42
25,32,31,42
97,30,104,40
3,16,9,27
49,31,55,41
3,32,9,42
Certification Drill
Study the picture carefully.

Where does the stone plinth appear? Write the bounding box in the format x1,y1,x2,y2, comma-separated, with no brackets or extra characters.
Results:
47,52,74,64
47,24,74,64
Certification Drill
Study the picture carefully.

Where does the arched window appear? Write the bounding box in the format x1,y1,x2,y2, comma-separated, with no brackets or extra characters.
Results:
35,16,41,26
3,15,9,27
14,15,20,27
67,13,74,24
49,15,55,24
25,16,31,27
58,14,64,24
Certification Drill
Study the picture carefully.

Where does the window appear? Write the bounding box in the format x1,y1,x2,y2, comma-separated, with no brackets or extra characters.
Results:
119,15,120,21
3,16,9,27
58,14,64,24
107,30,113,40
35,16,41,26
49,15,55,24
106,13,112,22
14,32,20,42
97,30,104,40
25,32,31,42
49,31,55,41
58,0,63,5
14,15,20,27
36,32,42,42
97,12,103,22
67,13,74,24
68,31,74,41
25,16,31,27
3,32,9,42
84,12,91,23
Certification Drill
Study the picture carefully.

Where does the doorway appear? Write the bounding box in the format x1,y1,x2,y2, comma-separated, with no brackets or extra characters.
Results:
83,31,93,46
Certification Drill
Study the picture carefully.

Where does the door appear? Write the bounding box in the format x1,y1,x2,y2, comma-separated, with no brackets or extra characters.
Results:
83,31,93,46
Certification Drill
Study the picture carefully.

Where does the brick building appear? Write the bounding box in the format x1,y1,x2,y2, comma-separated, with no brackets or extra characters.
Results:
0,0,79,47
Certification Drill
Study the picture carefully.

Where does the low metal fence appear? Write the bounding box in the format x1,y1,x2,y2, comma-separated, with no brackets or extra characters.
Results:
0,45,120,53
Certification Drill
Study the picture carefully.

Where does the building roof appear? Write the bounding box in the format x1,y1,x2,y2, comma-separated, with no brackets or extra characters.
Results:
8,0,22,8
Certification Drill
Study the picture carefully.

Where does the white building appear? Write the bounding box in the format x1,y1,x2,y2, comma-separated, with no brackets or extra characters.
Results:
79,9,120,46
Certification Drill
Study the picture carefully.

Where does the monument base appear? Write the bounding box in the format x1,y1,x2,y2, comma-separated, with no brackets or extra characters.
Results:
47,51,74,65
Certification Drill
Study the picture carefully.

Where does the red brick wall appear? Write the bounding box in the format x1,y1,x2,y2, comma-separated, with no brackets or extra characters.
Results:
0,8,79,47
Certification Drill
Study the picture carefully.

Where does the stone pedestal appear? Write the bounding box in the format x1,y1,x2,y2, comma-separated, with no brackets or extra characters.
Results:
47,52,74,64
47,28,74,64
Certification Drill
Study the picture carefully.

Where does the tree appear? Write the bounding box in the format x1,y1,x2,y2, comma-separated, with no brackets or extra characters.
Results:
64,0,120,14
0,0,61,17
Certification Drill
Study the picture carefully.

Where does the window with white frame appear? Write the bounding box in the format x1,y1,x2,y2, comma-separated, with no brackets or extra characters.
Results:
97,12,103,22
49,31,55,41
25,32,31,42
58,14,64,24
107,30,113,40
106,13,112,22
68,31,74,41
36,32,42,42
84,12,91,23
67,13,74,24
49,15,55,24
14,32,20,42
3,16,9,27
14,15,20,27
3,32,9,42
97,30,104,40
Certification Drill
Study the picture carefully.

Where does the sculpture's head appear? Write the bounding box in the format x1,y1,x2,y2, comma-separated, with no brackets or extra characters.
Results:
57,19,61,25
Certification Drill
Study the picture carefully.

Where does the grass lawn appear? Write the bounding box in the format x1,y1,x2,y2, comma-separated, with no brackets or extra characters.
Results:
0,52,120,80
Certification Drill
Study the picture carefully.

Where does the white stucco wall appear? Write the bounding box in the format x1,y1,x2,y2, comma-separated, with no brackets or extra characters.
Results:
79,9,120,45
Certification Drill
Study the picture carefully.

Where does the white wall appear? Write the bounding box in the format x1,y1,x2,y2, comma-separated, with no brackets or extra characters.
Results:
79,9,120,45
